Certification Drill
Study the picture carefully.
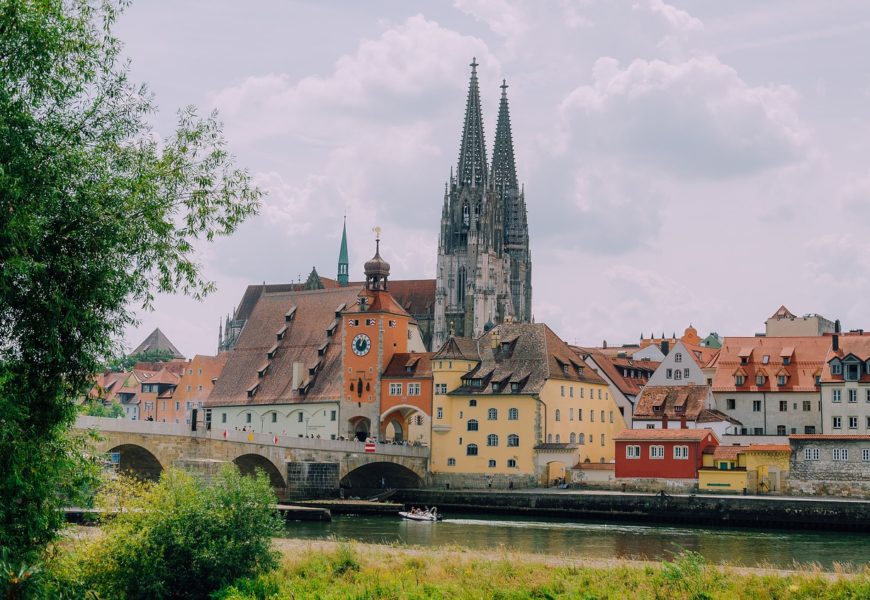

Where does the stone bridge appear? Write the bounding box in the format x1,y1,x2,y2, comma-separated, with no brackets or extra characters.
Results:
76,416,430,499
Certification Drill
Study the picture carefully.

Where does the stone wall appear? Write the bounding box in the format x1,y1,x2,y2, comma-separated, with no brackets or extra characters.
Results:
788,438,870,497
287,462,340,498
430,472,537,490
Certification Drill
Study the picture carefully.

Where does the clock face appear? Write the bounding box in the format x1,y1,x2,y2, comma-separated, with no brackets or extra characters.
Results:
352,333,371,357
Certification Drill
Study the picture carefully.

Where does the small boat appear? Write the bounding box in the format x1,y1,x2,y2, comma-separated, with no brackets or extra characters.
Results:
399,507,443,522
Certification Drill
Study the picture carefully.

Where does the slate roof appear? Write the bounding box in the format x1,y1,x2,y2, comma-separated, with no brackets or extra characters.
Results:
633,384,715,420
207,286,364,407
449,323,607,396
131,328,185,358
711,336,829,392
433,336,481,361
383,353,433,379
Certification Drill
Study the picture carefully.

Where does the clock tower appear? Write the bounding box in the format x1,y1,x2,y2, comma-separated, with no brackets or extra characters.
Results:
340,232,414,441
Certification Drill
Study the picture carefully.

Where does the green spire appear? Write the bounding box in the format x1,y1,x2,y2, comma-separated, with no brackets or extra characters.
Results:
337,216,349,287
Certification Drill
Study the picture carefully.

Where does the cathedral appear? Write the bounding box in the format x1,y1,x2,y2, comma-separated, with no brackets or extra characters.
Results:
219,59,531,354
432,59,532,348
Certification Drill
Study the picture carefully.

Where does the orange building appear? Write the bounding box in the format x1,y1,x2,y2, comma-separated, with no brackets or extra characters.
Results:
160,354,229,425
380,353,433,444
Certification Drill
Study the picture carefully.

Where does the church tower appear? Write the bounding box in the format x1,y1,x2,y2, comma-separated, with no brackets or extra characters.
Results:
337,216,349,287
433,59,530,349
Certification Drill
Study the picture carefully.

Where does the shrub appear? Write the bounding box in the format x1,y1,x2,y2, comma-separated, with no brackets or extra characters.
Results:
79,466,281,599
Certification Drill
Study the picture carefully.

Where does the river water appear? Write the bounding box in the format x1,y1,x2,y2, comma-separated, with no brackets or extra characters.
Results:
282,513,870,569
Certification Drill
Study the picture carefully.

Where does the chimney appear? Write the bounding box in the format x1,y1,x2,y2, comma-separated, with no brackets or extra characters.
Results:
662,414,669,429
680,415,687,429
661,340,670,356
833,319,841,352
602,340,608,349
292,362,305,390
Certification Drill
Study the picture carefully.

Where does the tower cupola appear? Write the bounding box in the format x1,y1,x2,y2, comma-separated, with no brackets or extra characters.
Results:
364,228,390,291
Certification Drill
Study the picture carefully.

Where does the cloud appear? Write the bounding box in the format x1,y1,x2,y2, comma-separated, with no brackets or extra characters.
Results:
453,0,528,39
560,55,809,177
641,0,703,32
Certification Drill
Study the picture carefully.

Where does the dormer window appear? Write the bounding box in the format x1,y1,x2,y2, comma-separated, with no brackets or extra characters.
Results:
756,374,766,385
276,325,288,340
762,355,769,365
740,357,748,365
492,383,500,392
562,364,569,376
783,357,791,365
653,404,662,412
831,363,842,375
510,382,519,393
735,375,746,386
285,307,297,322
777,375,786,386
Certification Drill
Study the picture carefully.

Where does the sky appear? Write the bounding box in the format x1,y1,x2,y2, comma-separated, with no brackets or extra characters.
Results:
115,0,870,357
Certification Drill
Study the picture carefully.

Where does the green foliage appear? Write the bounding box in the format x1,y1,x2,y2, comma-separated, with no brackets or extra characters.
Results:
68,466,281,600
0,0,260,559
80,398,125,418
106,348,177,371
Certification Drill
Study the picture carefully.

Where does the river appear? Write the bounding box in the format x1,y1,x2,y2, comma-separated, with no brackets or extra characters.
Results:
282,513,870,569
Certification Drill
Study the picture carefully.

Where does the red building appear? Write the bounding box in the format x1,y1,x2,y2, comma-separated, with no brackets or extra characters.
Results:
614,428,719,480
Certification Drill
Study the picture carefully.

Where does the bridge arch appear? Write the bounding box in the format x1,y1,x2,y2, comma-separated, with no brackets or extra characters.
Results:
108,443,164,481
232,453,286,491
340,461,423,489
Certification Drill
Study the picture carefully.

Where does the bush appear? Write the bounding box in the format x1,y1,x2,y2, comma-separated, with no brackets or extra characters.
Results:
76,466,281,599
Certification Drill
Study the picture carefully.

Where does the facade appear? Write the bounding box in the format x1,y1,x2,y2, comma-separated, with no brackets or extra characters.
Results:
430,323,623,487
433,60,532,349
380,352,433,445
820,332,870,434
577,348,659,427
788,435,870,496
163,354,228,425
765,305,835,337
632,385,740,437
698,445,791,494
615,428,718,480
710,336,829,436
647,339,717,386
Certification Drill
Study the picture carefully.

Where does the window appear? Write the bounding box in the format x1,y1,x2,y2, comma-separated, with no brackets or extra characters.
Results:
803,401,811,412
776,425,786,435
415,415,424,426
246,413,252,424
832,363,842,375
508,434,519,447
488,459,496,468
777,375,786,386
666,369,673,379
297,412,304,423
862,449,870,462
561,385,565,397
186,385,191,392
674,446,689,460
752,400,762,412
849,416,858,429
555,409,561,422
650,445,664,459
804,426,816,434
598,389,602,400
783,357,791,365
435,383,447,394
569,408,574,421
762,355,770,365
389,383,402,395
488,408,498,420
590,411,595,422
578,433,585,444
833,389,842,403
726,398,736,410
467,419,478,431
626,445,641,459
867,389,870,403
469,399,477,407
175,401,180,411
779,401,787,412
271,412,277,423
600,433,605,446
735,375,745,386
674,370,682,380
508,408,518,420
466,444,478,456
804,447,820,461
436,407,443,419
487,434,499,447
674,352,682,363
609,411,614,423
407,383,421,396
221,413,227,423
197,385,203,391
507,459,517,468
570,432,576,443
832,416,842,429
547,433,553,443
600,410,605,422
684,368,690,378
832,448,848,461
569,387,574,398
555,434,561,443
331,410,337,421
578,409,583,421
447,458,456,466
756,374,765,385
849,389,858,403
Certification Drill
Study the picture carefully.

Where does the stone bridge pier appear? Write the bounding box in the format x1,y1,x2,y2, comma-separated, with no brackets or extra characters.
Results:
79,417,429,499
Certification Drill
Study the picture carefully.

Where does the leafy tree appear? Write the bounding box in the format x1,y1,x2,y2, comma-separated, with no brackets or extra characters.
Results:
106,348,177,371
80,398,125,418
67,467,280,600
0,0,261,560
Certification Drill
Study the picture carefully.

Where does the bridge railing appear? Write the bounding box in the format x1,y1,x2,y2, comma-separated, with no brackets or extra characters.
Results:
75,416,429,458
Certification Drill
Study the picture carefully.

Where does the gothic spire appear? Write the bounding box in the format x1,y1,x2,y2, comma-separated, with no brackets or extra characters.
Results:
337,216,349,287
456,57,487,188
492,79,518,191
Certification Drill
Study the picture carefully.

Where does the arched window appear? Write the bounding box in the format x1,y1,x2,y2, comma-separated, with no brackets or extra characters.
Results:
578,433,585,445
487,434,499,447
457,266,466,304
547,433,553,443
555,409,561,422
508,408,519,420
507,434,519,447
467,419,478,432
488,408,498,420
555,434,561,443
462,202,470,226
466,443,478,456
569,432,576,443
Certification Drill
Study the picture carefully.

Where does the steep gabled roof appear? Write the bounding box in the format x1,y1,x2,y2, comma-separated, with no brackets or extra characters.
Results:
131,328,184,359
634,384,715,420
712,336,829,392
383,353,434,379
433,336,480,361
575,347,658,397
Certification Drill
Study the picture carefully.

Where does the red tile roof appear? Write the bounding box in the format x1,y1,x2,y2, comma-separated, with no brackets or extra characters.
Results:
744,444,791,452
573,347,658,397
615,428,718,442
821,333,870,383
383,353,433,378
712,336,829,392
633,385,714,420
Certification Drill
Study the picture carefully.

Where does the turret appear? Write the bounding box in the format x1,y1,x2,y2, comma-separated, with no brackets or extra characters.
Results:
337,216,349,287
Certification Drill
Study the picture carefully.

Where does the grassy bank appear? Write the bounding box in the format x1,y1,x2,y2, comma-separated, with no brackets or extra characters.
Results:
214,539,870,599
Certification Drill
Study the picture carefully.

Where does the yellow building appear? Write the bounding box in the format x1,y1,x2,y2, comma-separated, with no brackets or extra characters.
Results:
698,445,791,494
430,323,626,488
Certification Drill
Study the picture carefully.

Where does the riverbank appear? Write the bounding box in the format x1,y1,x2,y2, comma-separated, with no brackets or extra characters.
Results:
395,488,870,531
215,538,870,599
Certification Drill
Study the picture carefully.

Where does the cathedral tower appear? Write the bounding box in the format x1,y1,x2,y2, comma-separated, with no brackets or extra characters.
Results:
433,59,531,349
